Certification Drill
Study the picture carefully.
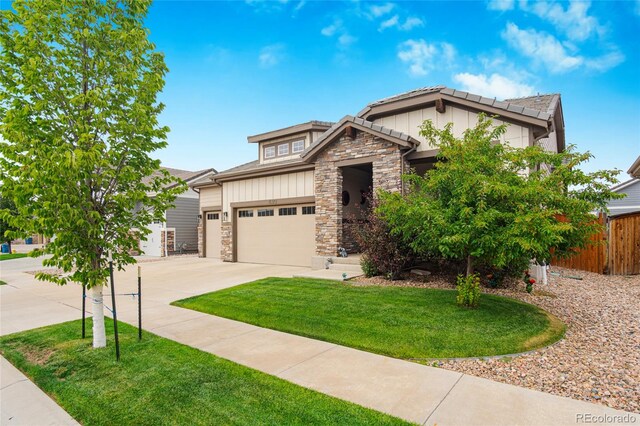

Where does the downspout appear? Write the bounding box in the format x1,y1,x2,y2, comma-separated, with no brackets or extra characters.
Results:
401,145,418,195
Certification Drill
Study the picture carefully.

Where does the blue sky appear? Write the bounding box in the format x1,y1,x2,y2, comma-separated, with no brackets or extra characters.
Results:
7,0,640,176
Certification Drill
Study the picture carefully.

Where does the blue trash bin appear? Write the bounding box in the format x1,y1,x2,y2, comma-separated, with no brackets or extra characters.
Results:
25,237,33,245
1,244,9,253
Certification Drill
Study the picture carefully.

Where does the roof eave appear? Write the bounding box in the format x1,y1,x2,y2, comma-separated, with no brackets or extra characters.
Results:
213,161,314,182
628,156,640,178
247,121,333,143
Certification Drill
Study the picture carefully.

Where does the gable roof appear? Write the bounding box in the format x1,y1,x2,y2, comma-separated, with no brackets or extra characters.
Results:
247,120,334,143
301,115,419,161
611,178,640,193
628,155,640,178
358,86,555,122
504,93,560,116
212,158,313,182
143,167,216,190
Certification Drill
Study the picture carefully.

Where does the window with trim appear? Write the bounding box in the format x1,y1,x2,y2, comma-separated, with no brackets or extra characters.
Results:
277,143,289,156
206,213,219,220
238,210,253,218
264,146,275,159
302,206,315,215
257,209,274,217
278,207,297,216
292,140,305,153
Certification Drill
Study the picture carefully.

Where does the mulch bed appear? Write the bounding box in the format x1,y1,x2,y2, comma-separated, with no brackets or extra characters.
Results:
352,267,640,414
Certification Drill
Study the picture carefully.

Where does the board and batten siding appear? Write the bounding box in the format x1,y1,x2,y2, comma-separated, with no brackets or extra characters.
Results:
609,179,640,216
199,186,222,209
166,197,200,250
373,104,531,152
222,170,315,217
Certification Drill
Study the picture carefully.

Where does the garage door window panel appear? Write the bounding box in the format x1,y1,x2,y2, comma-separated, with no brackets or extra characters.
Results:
279,207,297,216
257,209,274,217
238,210,254,218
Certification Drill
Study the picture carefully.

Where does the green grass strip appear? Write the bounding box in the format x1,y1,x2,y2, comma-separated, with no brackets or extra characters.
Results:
0,253,28,261
173,278,565,359
0,320,411,426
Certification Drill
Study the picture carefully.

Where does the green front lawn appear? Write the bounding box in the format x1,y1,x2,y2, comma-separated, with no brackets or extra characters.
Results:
0,320,409,426
173,278,564,359
0,253,28,261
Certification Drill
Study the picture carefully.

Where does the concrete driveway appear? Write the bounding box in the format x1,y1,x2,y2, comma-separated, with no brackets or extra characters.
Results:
1,256,638,426
0,255,305,336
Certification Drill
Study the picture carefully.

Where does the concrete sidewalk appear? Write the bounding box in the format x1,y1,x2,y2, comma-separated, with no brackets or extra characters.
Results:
1,256,639,425
1,357,79,425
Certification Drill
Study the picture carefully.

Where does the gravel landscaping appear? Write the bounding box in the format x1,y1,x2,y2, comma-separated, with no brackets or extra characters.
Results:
353,267,640,414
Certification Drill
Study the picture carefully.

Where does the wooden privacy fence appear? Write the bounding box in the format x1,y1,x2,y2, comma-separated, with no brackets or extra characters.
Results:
551,213,607,274
551,212,640,275
608,212,640,275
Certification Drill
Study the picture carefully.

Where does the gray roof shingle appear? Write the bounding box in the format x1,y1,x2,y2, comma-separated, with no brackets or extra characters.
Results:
360,86,556,122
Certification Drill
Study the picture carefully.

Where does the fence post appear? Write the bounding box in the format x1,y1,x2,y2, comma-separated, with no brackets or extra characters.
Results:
109,261,120,361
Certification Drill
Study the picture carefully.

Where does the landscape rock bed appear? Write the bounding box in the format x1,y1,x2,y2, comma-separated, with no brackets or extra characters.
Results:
353,267,640,414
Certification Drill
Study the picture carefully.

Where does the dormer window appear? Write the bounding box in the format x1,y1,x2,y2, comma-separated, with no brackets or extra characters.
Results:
278,143,289,156
264,146,275,159
292,140,304,153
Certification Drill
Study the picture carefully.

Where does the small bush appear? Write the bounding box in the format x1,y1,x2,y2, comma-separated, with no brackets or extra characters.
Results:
353,197,415,280
456,274,481,308
360,256,379,278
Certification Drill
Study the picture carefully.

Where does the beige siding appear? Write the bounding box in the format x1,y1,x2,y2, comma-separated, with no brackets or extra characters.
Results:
259,132,310,165
199,186,221,209
373,105,531,152
222,170,315,216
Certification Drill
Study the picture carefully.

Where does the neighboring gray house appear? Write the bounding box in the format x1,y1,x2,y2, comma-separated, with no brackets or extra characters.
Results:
139,167,216,256
607,156,640,217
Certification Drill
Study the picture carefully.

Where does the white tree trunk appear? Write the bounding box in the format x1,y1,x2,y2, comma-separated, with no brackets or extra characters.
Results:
91,285,107,348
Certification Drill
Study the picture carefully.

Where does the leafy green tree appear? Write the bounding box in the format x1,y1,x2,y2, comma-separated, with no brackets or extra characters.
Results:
378,114,623,277
0,0,185,347
0,196,19,253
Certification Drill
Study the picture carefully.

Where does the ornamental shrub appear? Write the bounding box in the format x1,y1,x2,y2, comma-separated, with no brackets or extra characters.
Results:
456,274,481,308
353,197,415,280
360,255,379,278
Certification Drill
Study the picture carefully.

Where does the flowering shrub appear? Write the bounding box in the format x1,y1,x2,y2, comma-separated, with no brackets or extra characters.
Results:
524,271,536,293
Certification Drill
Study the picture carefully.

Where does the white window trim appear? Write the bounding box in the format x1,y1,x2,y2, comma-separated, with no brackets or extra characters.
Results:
277,143,289,156
292,140,304,153
264,146,276,159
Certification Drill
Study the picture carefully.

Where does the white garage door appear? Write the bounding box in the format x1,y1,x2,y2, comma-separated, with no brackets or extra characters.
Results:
205,212,221,259
236,204,315,267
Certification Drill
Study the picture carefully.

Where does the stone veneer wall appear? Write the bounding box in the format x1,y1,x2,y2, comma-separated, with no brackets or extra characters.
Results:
314,131,408,257
197,220,204,257
160,229,175,257
221,222,233,261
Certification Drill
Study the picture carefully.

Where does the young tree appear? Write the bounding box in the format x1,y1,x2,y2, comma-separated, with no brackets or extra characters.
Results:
0,0,184,347
378,114,623,277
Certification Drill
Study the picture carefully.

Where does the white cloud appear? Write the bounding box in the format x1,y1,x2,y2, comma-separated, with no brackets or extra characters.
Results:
338,33,357,47
487,0,515,11
321,19,342,37
453,72,535,99
258,44,285,68
398,40,455,77
400,16,424,31
502,23,583,73
369,2,395,18
522,0,601,42
379,15,423,31
379,15,399,31
321,18,356,50
585,49,625,72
